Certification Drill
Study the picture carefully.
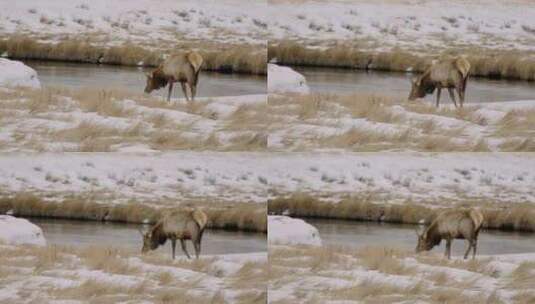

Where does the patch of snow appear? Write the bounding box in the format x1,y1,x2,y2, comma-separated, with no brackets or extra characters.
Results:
0,215,46,246
268,64,310,94
0,59,41,89
268,215,322,246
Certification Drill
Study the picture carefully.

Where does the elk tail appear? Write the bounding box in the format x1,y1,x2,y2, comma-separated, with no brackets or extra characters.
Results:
455,56,471,80
469,209,484,231
192,209,208,231
187,51,204,74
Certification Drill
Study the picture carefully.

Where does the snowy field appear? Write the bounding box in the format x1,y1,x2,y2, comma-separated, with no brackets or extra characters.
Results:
268,92,535,152
0,242,266,303
0,0,267,47
0,153,273,205
269,244,535,303
1,152,534,207
0,86,267,153
268,0,535,53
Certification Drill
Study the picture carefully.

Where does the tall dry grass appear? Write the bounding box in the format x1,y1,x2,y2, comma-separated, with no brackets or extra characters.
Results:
0,35,266,75
268,193,535,232
270,41,535,81
0,193,267,232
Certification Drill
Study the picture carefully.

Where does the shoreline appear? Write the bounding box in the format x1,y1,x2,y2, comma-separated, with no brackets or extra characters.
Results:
0,194,267,233
269,41,535,81
268,194,535,233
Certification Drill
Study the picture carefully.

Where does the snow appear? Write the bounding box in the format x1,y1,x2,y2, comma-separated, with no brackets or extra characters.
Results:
267,0,535,53
268,216,321,246
0,0,267,48
0,59,41,88
0,152,534,207
268,64,310,94
0,215,46,246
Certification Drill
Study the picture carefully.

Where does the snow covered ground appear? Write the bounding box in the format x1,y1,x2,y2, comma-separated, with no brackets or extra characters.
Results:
0,0,267,47
0,215,46,246
0,152,533,207
268,93,535,152
268,0,535,53
0,59,40,88
269,244,535,303
0,242,266,303
0,86,267,153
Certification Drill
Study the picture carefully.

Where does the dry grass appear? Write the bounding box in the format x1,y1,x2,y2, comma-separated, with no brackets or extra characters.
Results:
0,192,267,232
270,244,498,303
269,193,535,232
270,40,535,81
0,35,266,75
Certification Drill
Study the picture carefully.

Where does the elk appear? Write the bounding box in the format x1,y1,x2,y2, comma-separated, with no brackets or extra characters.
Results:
140,208,208,259
415,209,484,259
408,56,470,108
144,51,203,102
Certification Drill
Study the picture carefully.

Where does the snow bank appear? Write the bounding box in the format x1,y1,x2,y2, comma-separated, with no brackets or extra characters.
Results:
268,64,309,94
0,215,46,246
268,215,321,246
0,59,41,88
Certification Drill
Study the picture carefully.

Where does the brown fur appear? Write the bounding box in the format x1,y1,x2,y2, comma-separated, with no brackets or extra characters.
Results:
144,51,203,102
409,57,471,108
416,208,484,259
141,208,207,259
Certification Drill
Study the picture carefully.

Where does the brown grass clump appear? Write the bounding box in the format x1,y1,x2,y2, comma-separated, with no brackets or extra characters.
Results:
355,246,415,275
79,246,136,275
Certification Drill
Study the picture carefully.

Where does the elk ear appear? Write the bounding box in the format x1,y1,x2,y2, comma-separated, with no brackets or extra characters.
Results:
145,72,152,79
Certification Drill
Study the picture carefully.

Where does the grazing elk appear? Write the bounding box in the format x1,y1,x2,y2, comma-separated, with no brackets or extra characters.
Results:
144,51,203,102
415,209,484,259
140,208,208,259
408,56,470,108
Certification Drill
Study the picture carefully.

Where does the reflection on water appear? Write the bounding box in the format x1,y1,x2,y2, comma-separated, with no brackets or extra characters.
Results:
25,60,266,98
30,218,266,255
305,218,535,255
294,66,535,104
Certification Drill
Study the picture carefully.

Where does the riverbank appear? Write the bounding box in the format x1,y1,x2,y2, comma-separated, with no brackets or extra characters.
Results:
267,0,535,81
269,244,535,303
0,242,266,303
0,0,268,75
269,41,535,81
1,36,266,75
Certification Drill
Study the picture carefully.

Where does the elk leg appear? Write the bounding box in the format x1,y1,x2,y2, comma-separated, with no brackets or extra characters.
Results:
463,240,472,259
190,84,197,101
448,88,458,108
180,82,189,102
435,88,442,108
171,239,176,260
180,239,191,259
472,239,478,259
193,240,201,259
167,82,173,102
445,239,452,259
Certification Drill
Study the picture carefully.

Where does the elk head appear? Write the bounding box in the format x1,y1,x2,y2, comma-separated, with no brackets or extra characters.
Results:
415,228,439,253
408,77,436,101
144,72,166,94
139,228,161,254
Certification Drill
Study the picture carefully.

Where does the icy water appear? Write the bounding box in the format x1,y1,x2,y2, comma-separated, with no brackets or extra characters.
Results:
25,60,266,98
294,66,535,104
30,218,266,255
305,218,535,256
